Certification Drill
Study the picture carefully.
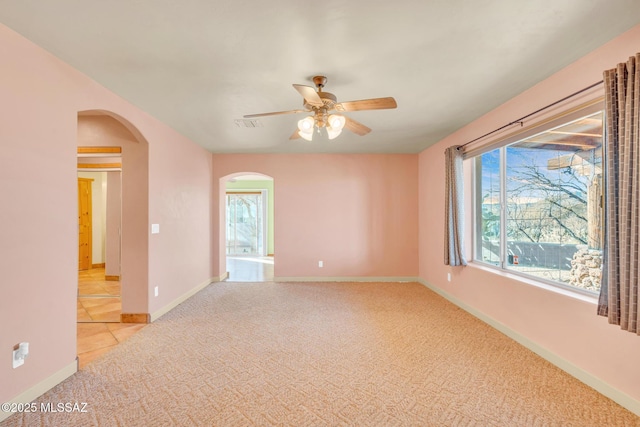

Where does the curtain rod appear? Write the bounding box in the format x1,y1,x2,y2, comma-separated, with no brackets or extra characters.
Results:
456,80,604,151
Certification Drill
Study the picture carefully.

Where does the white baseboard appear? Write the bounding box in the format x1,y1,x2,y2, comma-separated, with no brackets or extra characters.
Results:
0,360,77,423
273,276,420,283
417,278,640,417
150,277,215,322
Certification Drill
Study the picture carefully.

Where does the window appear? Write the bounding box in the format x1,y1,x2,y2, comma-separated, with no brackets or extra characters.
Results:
474,111,604,293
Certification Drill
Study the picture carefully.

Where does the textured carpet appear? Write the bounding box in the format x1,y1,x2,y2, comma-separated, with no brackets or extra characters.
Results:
3,281,639,426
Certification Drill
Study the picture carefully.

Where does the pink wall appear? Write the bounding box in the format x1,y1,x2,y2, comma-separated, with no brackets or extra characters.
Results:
211,154,419,279
147,122,213,314
0,24,212,403
419,24,640,406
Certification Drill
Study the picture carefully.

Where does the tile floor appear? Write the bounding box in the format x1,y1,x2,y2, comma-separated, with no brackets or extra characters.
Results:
77,322,146,369
226,256,274,281
77,268,145,369
77,297,122,323
77,268,121,323
78,268,120,296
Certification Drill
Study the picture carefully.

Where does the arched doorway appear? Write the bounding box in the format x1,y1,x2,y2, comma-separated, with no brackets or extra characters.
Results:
221,173,274,282
76,110,149,367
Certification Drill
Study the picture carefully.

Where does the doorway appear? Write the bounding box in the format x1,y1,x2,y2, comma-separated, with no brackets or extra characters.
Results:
224,174,274,281
76,112,150,369
76,170,121,324
76,158,129,368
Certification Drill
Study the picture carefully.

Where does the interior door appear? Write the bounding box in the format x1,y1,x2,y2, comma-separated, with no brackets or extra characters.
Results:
78,178,93,270
226,192,264,255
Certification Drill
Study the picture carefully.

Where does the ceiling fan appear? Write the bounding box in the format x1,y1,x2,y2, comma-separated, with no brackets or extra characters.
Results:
243,76,397,141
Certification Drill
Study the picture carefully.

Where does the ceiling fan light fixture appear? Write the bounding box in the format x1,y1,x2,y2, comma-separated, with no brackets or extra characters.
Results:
328,114,346,131
298,129,313,141
326,114,345,140
297,116,315,141
298,116,315,131
326,127,342,140
244,77,394,142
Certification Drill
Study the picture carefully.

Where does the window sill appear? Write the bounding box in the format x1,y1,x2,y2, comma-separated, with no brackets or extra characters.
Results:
467,261,599,305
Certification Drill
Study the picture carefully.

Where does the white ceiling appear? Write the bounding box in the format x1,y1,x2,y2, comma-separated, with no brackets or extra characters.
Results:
1,1,639,154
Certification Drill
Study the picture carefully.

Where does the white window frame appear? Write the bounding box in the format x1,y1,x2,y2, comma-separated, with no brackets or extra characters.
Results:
471,101,604,296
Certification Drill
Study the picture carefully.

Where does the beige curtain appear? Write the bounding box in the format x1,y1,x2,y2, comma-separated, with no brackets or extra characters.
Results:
598,53,640,334
444,146,467,266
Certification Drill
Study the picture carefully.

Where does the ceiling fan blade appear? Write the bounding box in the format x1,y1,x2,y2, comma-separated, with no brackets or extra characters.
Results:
293,84,324,107
243,109,307,118
289,129,301,140
335,97,397,112
344,116,371,136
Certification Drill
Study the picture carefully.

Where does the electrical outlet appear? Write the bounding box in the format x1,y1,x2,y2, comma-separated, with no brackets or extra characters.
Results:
318,261,323,268
447,273,451,282
154,286,159,297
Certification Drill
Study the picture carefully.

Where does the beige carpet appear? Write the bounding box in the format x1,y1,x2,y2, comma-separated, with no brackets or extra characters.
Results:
3,281,639,426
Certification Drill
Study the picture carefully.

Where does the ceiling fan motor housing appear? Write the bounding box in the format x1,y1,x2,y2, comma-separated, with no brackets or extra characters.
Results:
303,91,337,111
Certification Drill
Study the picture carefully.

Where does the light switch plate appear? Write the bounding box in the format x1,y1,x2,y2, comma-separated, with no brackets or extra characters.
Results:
151,224,160,234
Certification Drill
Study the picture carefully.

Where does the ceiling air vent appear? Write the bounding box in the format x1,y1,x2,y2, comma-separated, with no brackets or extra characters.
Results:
234,119,263,128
